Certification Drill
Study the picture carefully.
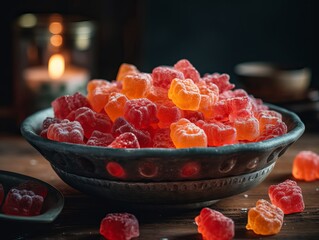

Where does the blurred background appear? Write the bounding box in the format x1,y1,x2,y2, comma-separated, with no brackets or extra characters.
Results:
1,0,318,134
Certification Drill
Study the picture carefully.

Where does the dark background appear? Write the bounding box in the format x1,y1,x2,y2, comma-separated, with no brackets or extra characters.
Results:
1,0,318,133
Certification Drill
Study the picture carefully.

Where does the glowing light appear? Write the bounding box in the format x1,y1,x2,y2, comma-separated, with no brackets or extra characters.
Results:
48,54,65,79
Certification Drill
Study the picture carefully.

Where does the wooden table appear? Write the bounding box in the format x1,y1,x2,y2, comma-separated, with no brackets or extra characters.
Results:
0,132,318,239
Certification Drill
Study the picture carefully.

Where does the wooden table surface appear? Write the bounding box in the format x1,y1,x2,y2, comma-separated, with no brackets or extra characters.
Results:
0,132,318,240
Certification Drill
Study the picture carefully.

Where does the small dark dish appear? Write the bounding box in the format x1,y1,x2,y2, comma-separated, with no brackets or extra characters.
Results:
0,170,64,223
20,104,304,208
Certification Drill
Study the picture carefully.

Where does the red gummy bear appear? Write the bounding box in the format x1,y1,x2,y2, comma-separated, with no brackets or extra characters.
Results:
86,130,114,147
39,117,61,138
51,92,91,119
17,180,48,198
112,117,152,148
100,212,140,240
2,188,44,216
47,119,85,144
195,207,235,240
124,98,158,129
268,179,305,214
108,132,140,149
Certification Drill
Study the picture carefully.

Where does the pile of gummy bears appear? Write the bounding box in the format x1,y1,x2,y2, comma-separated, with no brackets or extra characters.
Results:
40,59,287,148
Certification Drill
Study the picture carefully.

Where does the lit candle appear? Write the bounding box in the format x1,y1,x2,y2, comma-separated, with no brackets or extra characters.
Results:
24,54,89,95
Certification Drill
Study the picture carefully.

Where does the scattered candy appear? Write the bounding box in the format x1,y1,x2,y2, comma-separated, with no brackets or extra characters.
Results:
195,207,235,240
99,212,139,240
292,150,319,181
246,199,284,235
40,58,288,149
268,179,305,214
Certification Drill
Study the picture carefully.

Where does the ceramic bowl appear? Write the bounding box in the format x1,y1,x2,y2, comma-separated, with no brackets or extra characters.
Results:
234,62,311,103
20,104,304,208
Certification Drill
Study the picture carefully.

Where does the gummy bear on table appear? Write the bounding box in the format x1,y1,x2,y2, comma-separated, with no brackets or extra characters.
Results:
41,58,288,149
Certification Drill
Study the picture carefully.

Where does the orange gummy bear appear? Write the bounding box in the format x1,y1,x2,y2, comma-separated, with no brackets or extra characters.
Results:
292,150,319,181
168,78,201,110
104,92,128,122
116,63,139,82
246,199,284,235
170,118,207,148
122,73,152,99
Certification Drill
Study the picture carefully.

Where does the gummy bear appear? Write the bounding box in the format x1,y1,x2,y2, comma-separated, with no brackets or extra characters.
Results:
39,117,61,138
174,59,200,83
86,130,114,147
124,98,158,129
47,119,85,144
108,132,140,148
292,150,319,182
87,80,121,113
2,188,44,216
268,179,305,214
232,116,259,141
152,128,175,148
156,101,182,129
246,199,284,235
116,63,139,82
51,92,91,119
170,118,207,148
197,81,219,118
104,92,128,122
151,66,184,89
202,73,234,93
195,207,235,240
196,120,237,147
67,107,113,139
112,117,152,148
121,73,152,99
168,78,201,110
99,212,140,240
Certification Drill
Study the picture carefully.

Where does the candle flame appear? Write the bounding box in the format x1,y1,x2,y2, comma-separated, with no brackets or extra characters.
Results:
48,54,65,79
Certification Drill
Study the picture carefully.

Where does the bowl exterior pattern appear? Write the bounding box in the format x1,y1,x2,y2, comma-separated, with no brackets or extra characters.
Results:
21,104,305,205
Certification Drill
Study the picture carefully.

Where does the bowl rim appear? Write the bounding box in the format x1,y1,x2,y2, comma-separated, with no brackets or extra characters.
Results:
20,103,305,158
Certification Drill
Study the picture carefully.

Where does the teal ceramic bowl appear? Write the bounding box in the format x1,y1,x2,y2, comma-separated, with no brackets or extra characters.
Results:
20,104,304,208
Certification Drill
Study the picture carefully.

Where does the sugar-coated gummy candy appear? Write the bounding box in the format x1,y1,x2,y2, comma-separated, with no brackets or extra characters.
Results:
112,117,152,148
124,98,158,129
51,92,91,119
40,117,61,138
170,118,207,148
152,128,175,148
47,119,85,144
104,92,128,122
196,120,237,147
121,72,152,99
246,199,284,235
168,78,201,110
197,81,219,118
202,73,234,93
108,132,140,148
116,63,139,82
67,107,112,139
151,66,184,89
195,207,235,240
86,130,114,147
87,80,121,113
2,188,44,216
99,212,140,240
174,59,200,83
233,116,259,141
268,179,305,214
292,150,319,181
156,101,182,129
